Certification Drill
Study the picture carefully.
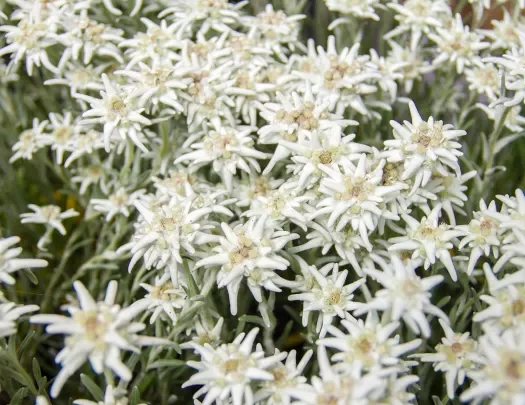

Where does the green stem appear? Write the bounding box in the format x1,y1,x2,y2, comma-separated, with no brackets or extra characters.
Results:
483,107,511,178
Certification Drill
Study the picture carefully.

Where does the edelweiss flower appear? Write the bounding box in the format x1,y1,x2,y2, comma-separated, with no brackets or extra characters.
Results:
473,263,525,331
159,0,247,37
0,236,48,285
182,327,287,405
289,217,370,275
76,74,152,152
385,0,450,49
242,4,305,59
389,204,463,280
289,257,365,337
461,325,525,405
325,0,382,22
57,9,124,66
74,385,146,405
253,349,313,405
90,187,145,222
122,195,222,285
31,280,167,397
10,118,48,163
292,36,382,116
485,35,525,107
0,301,39,338
415,319,477,399
384,101,466,190
355,254,448,337
195,215,298,315
465,60,502,102
139,273,189,325
312,154,405,249
456,199,503,275
175,119,269,191
0,5,59,75
119,18,181,68
428,13,489,74
318,314,421,376
287,346,383,404
20,204,79,250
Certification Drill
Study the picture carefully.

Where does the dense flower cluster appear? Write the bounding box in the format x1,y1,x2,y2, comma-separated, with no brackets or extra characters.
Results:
1,0,525,404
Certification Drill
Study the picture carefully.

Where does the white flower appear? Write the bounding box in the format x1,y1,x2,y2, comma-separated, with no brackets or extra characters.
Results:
0,236,48,285
64,129,105,168
355,254,448,338
10,118,48,163
384,101,466,190
40,112,82,165
291,36,382,116
428,14,489,74
20,204,79,250
242,4,305,59
473,263,525,330
139,273,189,325
456,199,503,275
389,204,463,281
115,60,188,115
287,346,383,404
386,40,433,94
176,119,269,191
182,327,287,405
0,301,39,338
71,164,109,195
195,215,298,315
158,0,247,37
74,385,146,405
431,170,477,226
258,86,359,175
0,6,59,75
385,0,451,49
481,8,523,50
224,65,275,126
182,316,224,349
325,0,382,22
318,314,421,376
461,325,525,405
57,9,124,66
90,188,145,222
478,104,525,133
31,280,167,397
415,319,477,399
312,154,405,250
289,257,365,337
122,194,222,285
76,74,152,152
253,349,313,405
289,216,370,275
45,63,105,95
465,60,502,101
119,18,181,68
485,35,525,107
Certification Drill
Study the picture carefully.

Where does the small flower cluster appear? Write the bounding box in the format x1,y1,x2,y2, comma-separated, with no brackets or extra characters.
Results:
2,0,525,404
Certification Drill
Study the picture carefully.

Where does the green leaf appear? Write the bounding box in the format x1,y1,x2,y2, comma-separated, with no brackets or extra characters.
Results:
436,296,451,309
130,386,141,405
238,315,266,327
147,359,186,370
80,374,104,402
32,358,42,383
9,387,28,405
0,364,29,387
22,268,39,285
18,330,35,355
432,396,442,405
